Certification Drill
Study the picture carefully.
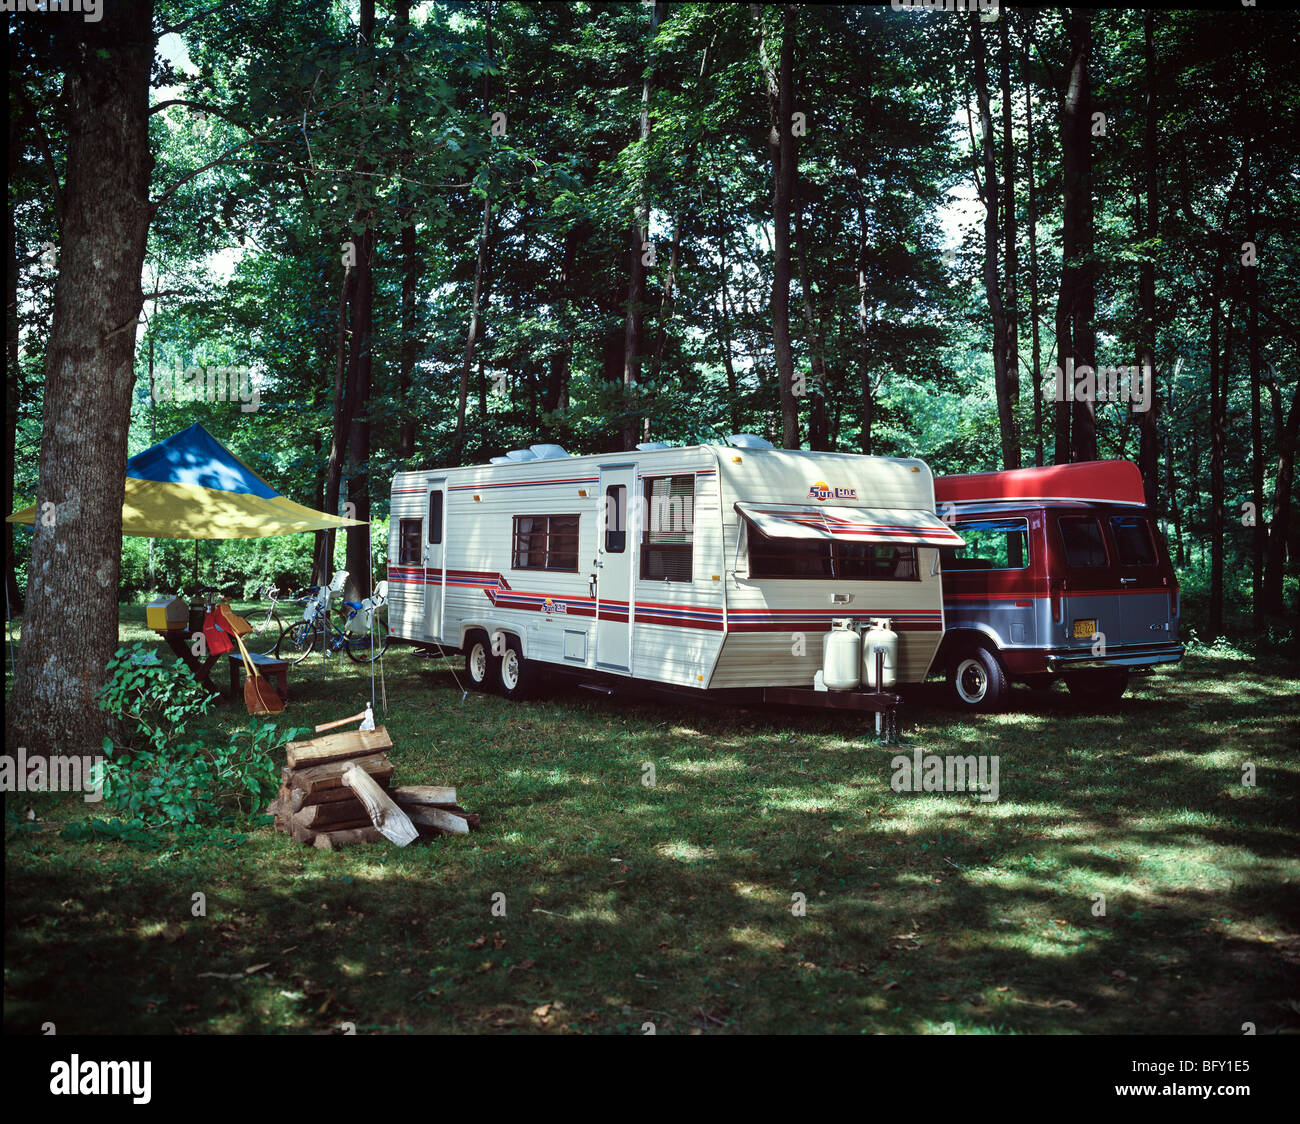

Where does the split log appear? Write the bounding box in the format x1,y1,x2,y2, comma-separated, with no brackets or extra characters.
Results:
341,762,419,846
390,785,457,806
314,826,385,851
285,774,392,814
295,798,372,830
405,806,470,835
286,727,393,770
288,753,394,798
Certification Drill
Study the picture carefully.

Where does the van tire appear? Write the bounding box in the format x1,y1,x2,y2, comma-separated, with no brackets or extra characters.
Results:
465,631,500,692
497,635,539,701
1065,669,1129,704
947,645,1008,712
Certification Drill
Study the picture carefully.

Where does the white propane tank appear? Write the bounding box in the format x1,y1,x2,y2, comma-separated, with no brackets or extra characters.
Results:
863,617,899,690
822,619,861,691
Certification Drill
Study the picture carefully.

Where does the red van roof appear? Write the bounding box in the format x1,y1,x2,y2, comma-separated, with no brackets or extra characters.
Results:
934,460,1146,507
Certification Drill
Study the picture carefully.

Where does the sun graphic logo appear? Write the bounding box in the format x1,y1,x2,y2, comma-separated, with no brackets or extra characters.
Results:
542,597,567,615
808,481,858,502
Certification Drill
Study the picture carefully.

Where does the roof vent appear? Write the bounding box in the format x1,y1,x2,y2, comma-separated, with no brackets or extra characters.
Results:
489,456,513,465
636,441,670,451
504,449,538,462
726,433,776,450
529,443,569,460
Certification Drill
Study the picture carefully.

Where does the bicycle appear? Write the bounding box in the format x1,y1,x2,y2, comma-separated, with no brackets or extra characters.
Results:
275,573,390,665
242,583,287,655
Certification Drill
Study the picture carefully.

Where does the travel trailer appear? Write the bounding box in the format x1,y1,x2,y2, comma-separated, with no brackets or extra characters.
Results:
933,460,1183,711
386,437,964,713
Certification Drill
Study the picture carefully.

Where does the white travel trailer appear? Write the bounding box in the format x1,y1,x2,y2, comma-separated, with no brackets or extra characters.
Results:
385,437,962,713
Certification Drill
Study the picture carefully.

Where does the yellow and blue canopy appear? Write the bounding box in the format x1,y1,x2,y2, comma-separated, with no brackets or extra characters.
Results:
7,423,363,540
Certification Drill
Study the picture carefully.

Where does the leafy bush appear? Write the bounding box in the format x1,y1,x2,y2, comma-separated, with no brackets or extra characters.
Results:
96,644,305,828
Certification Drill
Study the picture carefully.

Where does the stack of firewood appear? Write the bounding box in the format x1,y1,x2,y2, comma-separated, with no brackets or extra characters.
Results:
265,726,480,851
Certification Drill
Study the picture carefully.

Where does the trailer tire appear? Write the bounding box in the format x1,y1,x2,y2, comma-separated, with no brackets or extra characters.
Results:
947,644,1008,712
497,634,539,702
465,631,500,693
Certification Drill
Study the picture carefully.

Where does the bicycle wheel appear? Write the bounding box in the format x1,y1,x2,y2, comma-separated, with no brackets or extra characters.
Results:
276,620,317,665
344,629,390,664
246,609,285,656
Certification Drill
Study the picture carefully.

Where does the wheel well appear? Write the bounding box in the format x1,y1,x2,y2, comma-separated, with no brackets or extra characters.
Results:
937,628,1001,665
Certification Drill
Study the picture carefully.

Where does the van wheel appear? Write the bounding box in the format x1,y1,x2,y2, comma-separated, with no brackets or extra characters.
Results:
464,631,500,692
1065,669,1129,704
497,635,539,701
947,646,1008,712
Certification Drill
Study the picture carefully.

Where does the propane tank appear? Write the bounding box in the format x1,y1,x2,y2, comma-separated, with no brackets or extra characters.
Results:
822,618,861,691
863,617,899,690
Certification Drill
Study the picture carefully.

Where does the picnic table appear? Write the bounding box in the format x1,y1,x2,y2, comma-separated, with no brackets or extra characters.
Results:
152,625,226,699
148,624,290,705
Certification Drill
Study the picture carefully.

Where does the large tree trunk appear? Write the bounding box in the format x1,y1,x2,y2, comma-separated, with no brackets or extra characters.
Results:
972,15,1015,470
396,0,417,462
10,0,155,755
759,3,799,450
343,220,374,600
794,198,830,451
4,123,22,629
1136,9,1160,506
619,0,666,451
998,15,1021,469
1209,280,1228,638
1023,38,1043,467
1055,9,1095,463
1262,373,1300,617
1245,145,1265,621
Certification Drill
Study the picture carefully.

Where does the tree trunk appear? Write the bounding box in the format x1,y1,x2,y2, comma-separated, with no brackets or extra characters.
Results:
4,128,22,628
1261,374,1300,617
758,3,799,450
1245,146,1265,621
1209,279,1227,638
322,263,357,586
1137,9,1159,506
1023,38,1043,467
396,0,416,462
714,181,741,436
972,15,1014,470
451,1,496,463
343,221,374,600
999,15,1021,469
619,0,666,451
10,0,155,755
794,197,829,451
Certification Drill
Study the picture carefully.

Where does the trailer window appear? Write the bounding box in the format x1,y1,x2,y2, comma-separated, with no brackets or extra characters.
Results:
748,529,917,580
942,518,1029,570
512,515,579,572
1109,515,1158,566
398,518,422,565
1058,516,1109,567
641,475,694,581
428,491,443,544
603,485,627,553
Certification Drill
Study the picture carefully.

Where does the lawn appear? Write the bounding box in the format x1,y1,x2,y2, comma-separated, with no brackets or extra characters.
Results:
4,605,1298,1034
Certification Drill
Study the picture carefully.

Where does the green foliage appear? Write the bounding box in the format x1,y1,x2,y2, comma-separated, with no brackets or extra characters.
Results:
96,644,306,827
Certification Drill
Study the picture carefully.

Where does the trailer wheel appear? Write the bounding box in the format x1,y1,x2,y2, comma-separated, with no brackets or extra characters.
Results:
1064,669,1129,705
497,634,539,702
947,645,1008,712
465,631,500,692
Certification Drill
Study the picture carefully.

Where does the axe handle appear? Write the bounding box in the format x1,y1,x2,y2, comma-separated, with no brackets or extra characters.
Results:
315,711,368,733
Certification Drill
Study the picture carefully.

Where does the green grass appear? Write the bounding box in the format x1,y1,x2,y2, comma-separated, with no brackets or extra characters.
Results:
4,606,1298,1034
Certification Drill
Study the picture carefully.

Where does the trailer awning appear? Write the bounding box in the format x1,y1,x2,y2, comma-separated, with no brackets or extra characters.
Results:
735,503,965,547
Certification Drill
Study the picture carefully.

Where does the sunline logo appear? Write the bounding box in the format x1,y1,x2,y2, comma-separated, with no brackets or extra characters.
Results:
49,1055,151,1104
2,0,102,21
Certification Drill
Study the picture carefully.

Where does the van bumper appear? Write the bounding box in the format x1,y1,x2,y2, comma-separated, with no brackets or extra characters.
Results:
1044,642,1185,672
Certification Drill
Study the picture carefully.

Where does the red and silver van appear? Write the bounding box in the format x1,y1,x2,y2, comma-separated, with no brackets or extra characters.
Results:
932,460,1183,711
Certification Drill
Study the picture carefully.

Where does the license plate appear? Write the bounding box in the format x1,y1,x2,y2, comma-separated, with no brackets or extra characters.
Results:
1073,619,1097,639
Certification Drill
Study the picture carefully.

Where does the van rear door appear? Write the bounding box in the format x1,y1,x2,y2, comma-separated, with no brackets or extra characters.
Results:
1105,511,1175,647
1054,513,1117,654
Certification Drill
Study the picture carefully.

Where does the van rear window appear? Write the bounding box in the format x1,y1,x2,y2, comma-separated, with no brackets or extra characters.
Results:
1110,515,1158,566
1058,517,1109,567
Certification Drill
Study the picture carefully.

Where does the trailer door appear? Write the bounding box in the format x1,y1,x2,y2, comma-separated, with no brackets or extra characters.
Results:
424,479,446,642
595,463,636,672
